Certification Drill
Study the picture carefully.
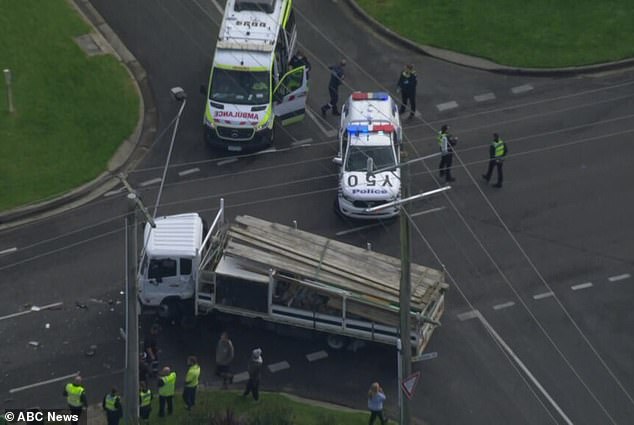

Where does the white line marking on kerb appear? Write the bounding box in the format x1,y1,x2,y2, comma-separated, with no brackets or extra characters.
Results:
217,158,238,166
10,371,79,394
0,302,63,321
474,92,496,102
474,311,573,424
493,301,515,310
533,291,554,300
232,371,249,383
571,282,593,291
410,206,446,218
436,101,459,112
267,361,290,373
306,350,328,362
0,247,18,255
291,138,313,147
140,177,162,187
178,167,200,177
457,310,478,321
608,273,631,282
306,108,337,138
511,84,534,94
104,188,123,197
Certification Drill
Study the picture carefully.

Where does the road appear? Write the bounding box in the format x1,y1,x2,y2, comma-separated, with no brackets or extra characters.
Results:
1,0,633,423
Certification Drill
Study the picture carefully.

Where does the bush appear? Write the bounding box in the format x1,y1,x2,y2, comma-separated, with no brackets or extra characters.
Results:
249,404,295,425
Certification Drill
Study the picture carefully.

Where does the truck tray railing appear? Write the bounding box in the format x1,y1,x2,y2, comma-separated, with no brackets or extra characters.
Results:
199,199,225,272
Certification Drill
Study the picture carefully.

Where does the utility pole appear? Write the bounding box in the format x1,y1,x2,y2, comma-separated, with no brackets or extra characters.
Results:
399,162,412,425
124,192,139,424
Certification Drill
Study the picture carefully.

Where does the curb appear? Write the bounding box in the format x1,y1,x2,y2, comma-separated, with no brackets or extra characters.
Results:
0,0,157,230
343,0,634,77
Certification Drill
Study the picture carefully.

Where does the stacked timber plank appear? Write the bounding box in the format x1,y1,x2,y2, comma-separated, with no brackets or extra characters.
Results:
222,216,447,317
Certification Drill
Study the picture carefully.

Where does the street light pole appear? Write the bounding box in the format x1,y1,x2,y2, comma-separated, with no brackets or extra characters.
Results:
399,162,412,425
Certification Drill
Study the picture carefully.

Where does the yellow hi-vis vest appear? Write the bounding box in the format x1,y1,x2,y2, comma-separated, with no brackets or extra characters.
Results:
140,389,152,407
159,372,176,397
185,364,201,388
493,139,505,158
104,394,119,411
66,383,85,407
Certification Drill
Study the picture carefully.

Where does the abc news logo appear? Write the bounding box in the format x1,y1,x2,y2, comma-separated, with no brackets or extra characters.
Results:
3,409,85,424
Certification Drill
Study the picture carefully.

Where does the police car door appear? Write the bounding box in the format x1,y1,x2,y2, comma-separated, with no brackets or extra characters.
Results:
273,66,308,125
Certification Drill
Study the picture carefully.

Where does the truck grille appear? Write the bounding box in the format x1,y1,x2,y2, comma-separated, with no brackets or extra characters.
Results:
217,126,255,141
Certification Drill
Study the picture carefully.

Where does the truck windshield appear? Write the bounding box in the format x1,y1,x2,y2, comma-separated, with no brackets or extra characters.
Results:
345,146,396,172
210,68,270,105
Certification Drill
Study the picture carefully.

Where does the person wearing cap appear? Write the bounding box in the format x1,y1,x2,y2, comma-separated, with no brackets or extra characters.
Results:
321,59,346,117
482,133,507,188
290,50,311,79
157,366,176,417
62,375,86,425
438,124,457,183
183,355,201,410
243,348,263,401
397,64,417,119
102,387,122,425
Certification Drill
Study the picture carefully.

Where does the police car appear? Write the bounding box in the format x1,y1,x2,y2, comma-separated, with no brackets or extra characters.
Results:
333,92,402,219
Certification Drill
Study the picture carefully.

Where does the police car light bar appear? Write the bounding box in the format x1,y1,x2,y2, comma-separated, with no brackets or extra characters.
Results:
351,92,389,101
346,123,395,134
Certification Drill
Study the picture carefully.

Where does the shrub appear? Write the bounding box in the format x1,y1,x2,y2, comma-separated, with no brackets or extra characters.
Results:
249,404,295,425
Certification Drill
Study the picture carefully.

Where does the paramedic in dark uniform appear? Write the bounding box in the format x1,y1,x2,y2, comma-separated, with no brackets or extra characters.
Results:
321,59,346,116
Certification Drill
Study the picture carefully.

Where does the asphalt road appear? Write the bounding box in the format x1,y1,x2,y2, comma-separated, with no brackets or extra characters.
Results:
1,0,634,423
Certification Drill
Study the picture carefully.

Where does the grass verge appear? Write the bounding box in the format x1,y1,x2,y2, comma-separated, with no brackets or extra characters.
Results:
355,0,634,67
0,0,138,211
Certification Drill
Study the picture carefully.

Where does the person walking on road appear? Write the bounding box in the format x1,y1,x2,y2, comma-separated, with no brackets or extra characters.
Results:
397,64,417,119
63,375,87,425
321,59,346,117
102,387,122,425
367,382,387,425
139,381,152,424
243,348,263,401
215,332,235,389
438,124,457,183
157,366,176,417
482,133,508,188
183,355,201,410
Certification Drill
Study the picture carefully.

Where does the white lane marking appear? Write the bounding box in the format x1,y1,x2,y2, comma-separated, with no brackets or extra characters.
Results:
255,147,278,155
10,371,79,394
0,302,63,321
217,158,238,166
178,167,200,177
0,247,18,255
457,310,478,321
209,0,223,14
533,291,554,300
474,311,573,424
335,222,382,236
511,84,534,94
267,360,290,373
608,273,631,282
103,188,123,197
436,101,459,112
232,371,249,383
571,282,593,291
410,206,446,218
474,92,496,102
306,350,328,362
306,108,337,138
139,177,162,187
291,138,313,147
493,301,515,310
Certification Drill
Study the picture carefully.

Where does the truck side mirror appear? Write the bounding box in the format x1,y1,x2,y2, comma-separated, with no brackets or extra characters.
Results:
332,157,342,166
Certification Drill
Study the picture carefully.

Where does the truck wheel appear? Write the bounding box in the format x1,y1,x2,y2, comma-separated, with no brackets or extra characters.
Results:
326,334,347,350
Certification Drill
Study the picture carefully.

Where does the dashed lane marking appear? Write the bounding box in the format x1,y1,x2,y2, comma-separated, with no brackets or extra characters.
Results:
10,371,79,394
493,301,515,310
178,167,200,177
0,302,63,321
0,247,18,255
474,92,496,102
232,371,249,383
291,138,313,147
255,147,278,155
457,310,478,321
608,273,631,282
104,188,123,197
571,282,593,291
139,177,162,187
533,291,554,300
217,158,238,166
410,206,446,218
267,361,290,373
306,350,328,362
335,222,382,236
436,101,459,112
511,84,534,94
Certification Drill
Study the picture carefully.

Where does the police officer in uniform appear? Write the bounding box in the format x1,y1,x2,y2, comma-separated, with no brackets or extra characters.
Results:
102,387,122,425
438,124,457,183
139,381,153,424
62,375,86,425
183,356,201,410
482,133,508,188
321,59,346,116
397,64,417,119
157,366,176,417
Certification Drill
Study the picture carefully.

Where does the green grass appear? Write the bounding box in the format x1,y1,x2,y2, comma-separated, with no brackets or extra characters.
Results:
356,0,634,67
0,0,138,211
156,391,394,425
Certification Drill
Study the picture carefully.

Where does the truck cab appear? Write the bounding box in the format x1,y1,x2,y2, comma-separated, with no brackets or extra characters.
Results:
334,92,403,219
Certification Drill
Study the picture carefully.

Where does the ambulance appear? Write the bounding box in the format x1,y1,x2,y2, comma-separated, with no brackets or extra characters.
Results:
202,0,308,152
333,92,403,219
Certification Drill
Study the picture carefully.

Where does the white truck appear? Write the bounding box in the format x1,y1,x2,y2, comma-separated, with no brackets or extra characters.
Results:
138,201,447,355
333,92,403,219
